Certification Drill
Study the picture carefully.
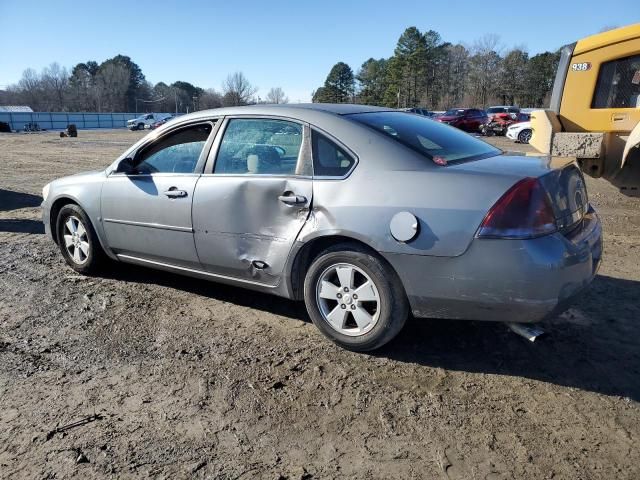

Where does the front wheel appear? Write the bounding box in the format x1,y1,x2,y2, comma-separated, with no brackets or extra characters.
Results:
518,129,532,144
56,204,105,274
137,123,145,131
303,244,408,351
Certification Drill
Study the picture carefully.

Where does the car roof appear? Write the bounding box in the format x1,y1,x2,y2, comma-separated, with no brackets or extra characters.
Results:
178,103,393,121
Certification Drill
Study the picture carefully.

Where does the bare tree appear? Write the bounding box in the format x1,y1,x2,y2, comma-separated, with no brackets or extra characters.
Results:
41,63,69,111
199,88,223,109
265,87,288,104
466,34,503,107
222,72,257,106
17,68,44,110
95,63,130,112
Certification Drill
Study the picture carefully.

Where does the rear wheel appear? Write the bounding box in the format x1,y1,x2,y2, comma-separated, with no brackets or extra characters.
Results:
518,129,532,144
303,244,408,351
56,204,105,274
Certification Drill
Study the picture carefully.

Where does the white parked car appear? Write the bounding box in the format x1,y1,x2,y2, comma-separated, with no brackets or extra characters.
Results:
506,121,532,144
127,113,163,131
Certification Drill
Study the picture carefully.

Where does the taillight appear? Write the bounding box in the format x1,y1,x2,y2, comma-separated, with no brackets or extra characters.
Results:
477,177,557,239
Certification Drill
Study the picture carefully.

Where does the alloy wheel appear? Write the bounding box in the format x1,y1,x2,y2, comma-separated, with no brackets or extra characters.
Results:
519,129,532,143
315,263,380,336
62,216,90,265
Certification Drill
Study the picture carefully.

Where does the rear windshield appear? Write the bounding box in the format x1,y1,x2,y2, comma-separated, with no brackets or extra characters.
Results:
487,107,507,114
348,111,500,163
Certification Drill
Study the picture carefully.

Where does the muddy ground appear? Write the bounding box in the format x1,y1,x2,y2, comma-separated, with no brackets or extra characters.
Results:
0,129,638,479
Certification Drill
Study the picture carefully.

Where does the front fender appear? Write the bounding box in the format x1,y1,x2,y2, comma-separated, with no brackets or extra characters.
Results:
45,171,117,260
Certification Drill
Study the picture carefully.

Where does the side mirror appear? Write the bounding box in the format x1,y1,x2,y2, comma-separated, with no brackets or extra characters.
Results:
115,157,136,174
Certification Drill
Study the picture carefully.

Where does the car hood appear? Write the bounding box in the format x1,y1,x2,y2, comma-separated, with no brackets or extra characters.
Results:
509,121,531,129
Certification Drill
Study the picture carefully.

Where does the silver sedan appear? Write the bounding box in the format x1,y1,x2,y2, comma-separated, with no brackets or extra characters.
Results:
41,104,602,351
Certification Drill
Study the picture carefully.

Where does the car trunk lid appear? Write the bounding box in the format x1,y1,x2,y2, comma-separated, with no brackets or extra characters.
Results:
447,154,588,232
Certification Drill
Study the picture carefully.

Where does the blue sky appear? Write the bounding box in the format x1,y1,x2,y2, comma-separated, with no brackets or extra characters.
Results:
1,0,638,102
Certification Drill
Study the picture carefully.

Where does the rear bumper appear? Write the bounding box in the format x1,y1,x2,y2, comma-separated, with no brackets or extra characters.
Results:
384,208,602,323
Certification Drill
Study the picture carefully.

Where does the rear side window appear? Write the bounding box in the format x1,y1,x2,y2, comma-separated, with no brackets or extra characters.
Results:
348,111,500,163
592,54,640,108
312,131,355,177
214,118,302,175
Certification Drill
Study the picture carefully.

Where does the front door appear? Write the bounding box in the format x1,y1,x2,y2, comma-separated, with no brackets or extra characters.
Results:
192,117,313,285
101,122,214,268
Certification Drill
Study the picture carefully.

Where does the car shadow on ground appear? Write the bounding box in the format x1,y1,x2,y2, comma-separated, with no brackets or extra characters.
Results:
377,274,640,401
101,261,308,323
0,219,44,234
0,189,44,234
0,189,42,211
98,264,640,401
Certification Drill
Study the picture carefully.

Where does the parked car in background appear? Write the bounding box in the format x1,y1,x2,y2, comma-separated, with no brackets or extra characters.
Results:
41,104,601,351
486,106,521,120
404,108,436,117
151,115,174,130
127,113,163,131
435,108,488,133
506,120,533,143
480,112,516,137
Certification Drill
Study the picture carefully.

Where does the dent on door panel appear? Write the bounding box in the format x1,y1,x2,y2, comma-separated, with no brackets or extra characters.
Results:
192,176,312,285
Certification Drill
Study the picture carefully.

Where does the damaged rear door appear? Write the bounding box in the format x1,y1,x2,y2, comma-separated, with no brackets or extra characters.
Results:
192,117,313,286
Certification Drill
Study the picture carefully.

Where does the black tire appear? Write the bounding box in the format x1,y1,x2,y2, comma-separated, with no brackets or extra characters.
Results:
518,129,532,144
137,123,145,131
55,204,105,274
303,243,409,351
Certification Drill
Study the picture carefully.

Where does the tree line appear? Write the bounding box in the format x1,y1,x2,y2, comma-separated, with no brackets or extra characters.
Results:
313,27,560,109
0,55,289,113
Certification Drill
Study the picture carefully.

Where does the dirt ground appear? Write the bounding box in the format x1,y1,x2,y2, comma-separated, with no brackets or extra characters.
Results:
0,129,638,479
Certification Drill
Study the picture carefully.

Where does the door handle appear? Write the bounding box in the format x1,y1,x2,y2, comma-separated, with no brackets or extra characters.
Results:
164,188,188,198
278,193,307,205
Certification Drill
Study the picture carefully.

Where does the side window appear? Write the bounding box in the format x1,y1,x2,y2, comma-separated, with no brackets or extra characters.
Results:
312,131,356,177
214,118,302,175
146,114,153,120
135,123,212,174
592,54,640,108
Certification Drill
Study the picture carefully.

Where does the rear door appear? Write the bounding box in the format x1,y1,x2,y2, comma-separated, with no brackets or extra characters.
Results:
192,117,313,286
101,121,216,268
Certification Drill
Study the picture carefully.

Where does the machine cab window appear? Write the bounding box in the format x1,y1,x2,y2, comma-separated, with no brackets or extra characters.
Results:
592,54,640,109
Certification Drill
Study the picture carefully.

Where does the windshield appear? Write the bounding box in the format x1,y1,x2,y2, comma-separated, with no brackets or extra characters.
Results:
487,107,507,114
443,109,465,116
348,111,500,163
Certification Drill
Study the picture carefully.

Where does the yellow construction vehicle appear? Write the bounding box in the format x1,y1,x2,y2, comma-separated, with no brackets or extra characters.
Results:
530,23,640,196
